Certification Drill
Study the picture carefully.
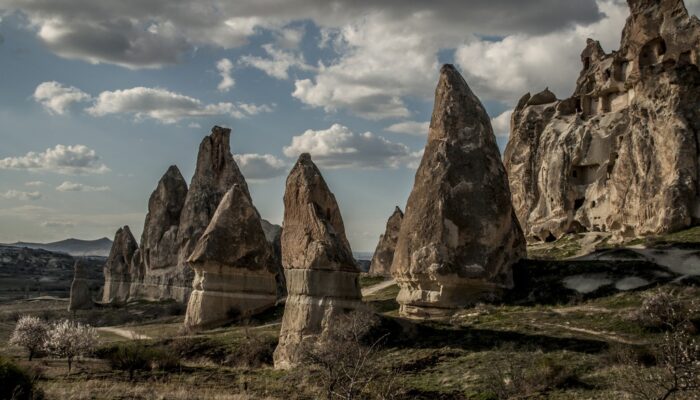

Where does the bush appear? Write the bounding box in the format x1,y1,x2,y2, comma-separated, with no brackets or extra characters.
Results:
636,290,698,331
0,356,42,400
9,316,48,361
105,342,181,380
224,336,277,368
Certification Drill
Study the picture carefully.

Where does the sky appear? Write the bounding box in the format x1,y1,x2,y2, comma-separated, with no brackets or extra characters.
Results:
1,0,699,252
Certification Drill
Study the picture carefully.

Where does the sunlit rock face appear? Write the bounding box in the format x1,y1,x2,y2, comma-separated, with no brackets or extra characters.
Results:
391,64,526,319
273,154,362,370
184,184,277,329
102,226,138,304
369,206,403,277
505,0,700,242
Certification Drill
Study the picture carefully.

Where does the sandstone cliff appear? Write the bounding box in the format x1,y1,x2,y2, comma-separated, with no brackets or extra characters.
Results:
504,0,700,242
391,64,526,319
273,153,362,369
369,206,403,277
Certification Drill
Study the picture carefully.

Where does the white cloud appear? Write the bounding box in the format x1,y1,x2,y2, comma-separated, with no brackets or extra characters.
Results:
491,111,512,138
234,153,287,181
241,43,314,80
86,86,272,123
24,181,45,187
275,26,305,48
0,190,43,201
41,220,75,229
56,181,111,192
216,58,235,92
0,144,110,175
385,121,429,136
454,0,627,104
33,81,91,115
283,123,419,169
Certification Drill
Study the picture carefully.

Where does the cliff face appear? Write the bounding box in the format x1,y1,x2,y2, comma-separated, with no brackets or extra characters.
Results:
368,207,403,277
505,0,700,242
102,226,138,304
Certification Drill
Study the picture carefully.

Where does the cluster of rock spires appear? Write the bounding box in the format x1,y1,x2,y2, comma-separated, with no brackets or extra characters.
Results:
102,127,283,329
505,0,700,242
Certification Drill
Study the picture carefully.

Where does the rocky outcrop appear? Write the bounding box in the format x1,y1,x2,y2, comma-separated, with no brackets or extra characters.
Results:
102,226,138,304
391,64,527,319
261,219,286,298
369,207,403,277
184,184,277,328
68,260,92,311
504,0,700,242
273,154,362,369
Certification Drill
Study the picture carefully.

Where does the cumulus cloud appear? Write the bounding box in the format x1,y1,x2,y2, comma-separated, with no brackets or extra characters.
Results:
33,81,91,115
234,153,287,181
455,0,627,104
0,144,110,174
241,43,314,80
491,111,512,138
56,181,110,192
385,121,429,136
283,123,419,169
0,190,43,201
216,58,235,92
86,86,273,123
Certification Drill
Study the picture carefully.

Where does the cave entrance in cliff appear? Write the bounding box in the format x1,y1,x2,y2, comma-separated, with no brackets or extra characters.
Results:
571,164,600,186
640,38,667,68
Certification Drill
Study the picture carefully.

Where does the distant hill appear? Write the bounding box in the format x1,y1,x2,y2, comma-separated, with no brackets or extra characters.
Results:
7,237,113,257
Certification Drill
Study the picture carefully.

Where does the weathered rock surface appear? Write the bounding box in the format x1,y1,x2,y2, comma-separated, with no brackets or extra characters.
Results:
184,184,277,328
369,207,403,277
273,154,362,369
68,260,92,311
391,64,527,319
504,0,700,242
102,226,138,304
261,219,286,298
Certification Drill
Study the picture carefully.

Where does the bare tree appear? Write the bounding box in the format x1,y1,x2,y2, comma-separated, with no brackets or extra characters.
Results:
43,319,97,372
9,315,48,361
299,308,396,400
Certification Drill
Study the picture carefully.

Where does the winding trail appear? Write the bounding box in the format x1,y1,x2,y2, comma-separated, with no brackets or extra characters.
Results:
97,326,151,340
362,279,397,297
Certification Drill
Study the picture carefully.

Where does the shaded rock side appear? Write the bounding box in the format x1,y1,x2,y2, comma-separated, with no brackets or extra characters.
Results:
504,0,700,242
391,64,527,319
102,226,138,304
185,185,277,328
273,154,362,370
368,207,404,277
261,219,286,298
68,259,92,311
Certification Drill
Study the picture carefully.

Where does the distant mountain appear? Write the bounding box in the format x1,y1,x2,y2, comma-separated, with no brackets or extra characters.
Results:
7,237,113,257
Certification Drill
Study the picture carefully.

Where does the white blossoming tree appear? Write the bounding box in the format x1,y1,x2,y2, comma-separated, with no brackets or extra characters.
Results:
43,319,98,372
9,315,48,361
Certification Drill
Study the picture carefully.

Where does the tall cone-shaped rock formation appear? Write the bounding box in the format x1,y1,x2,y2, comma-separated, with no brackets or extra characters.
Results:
184,184,277,328
68,259,92,311
102,226,138,304
391,64,526,319
504,0,700,242
273,153,362,370
369,207,403,277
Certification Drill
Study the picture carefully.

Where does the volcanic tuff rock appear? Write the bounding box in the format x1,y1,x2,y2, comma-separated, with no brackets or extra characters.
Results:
68,260,92,311
273,153,362,369
391,64,527,319
102,226,138,304
184,184,277,328
369,207,404,277
261,219,286,298
504,0,700,242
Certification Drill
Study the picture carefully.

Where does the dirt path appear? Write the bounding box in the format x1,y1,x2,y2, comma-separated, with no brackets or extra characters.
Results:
97,327,151,340
362,279,397,297
541,323,642,345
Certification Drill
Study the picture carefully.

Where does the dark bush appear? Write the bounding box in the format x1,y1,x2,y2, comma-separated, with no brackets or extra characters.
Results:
105,342,151,380
224,336,278,368
0,356,42,400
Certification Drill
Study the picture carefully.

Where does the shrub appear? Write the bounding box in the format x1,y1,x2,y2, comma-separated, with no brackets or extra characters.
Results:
225,336,277,368
106,343,151,380
9,316,48,361
0,356,41,400
148,348,180,372
636,290,698,331
43,319,97,372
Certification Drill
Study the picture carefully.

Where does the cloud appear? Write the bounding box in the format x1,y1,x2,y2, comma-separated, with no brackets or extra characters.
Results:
275,26,305,48
234,153,287,181
33,81,91,115
241,43,314,80
385,121,429,136
0,144,110,174
41,220,75,229
24,181,45,187
86,86,273,123
56,181,111,192
454,0,627,104
0,190,43,201
491,111,512,138
283,123,419,169
216,58,235,92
